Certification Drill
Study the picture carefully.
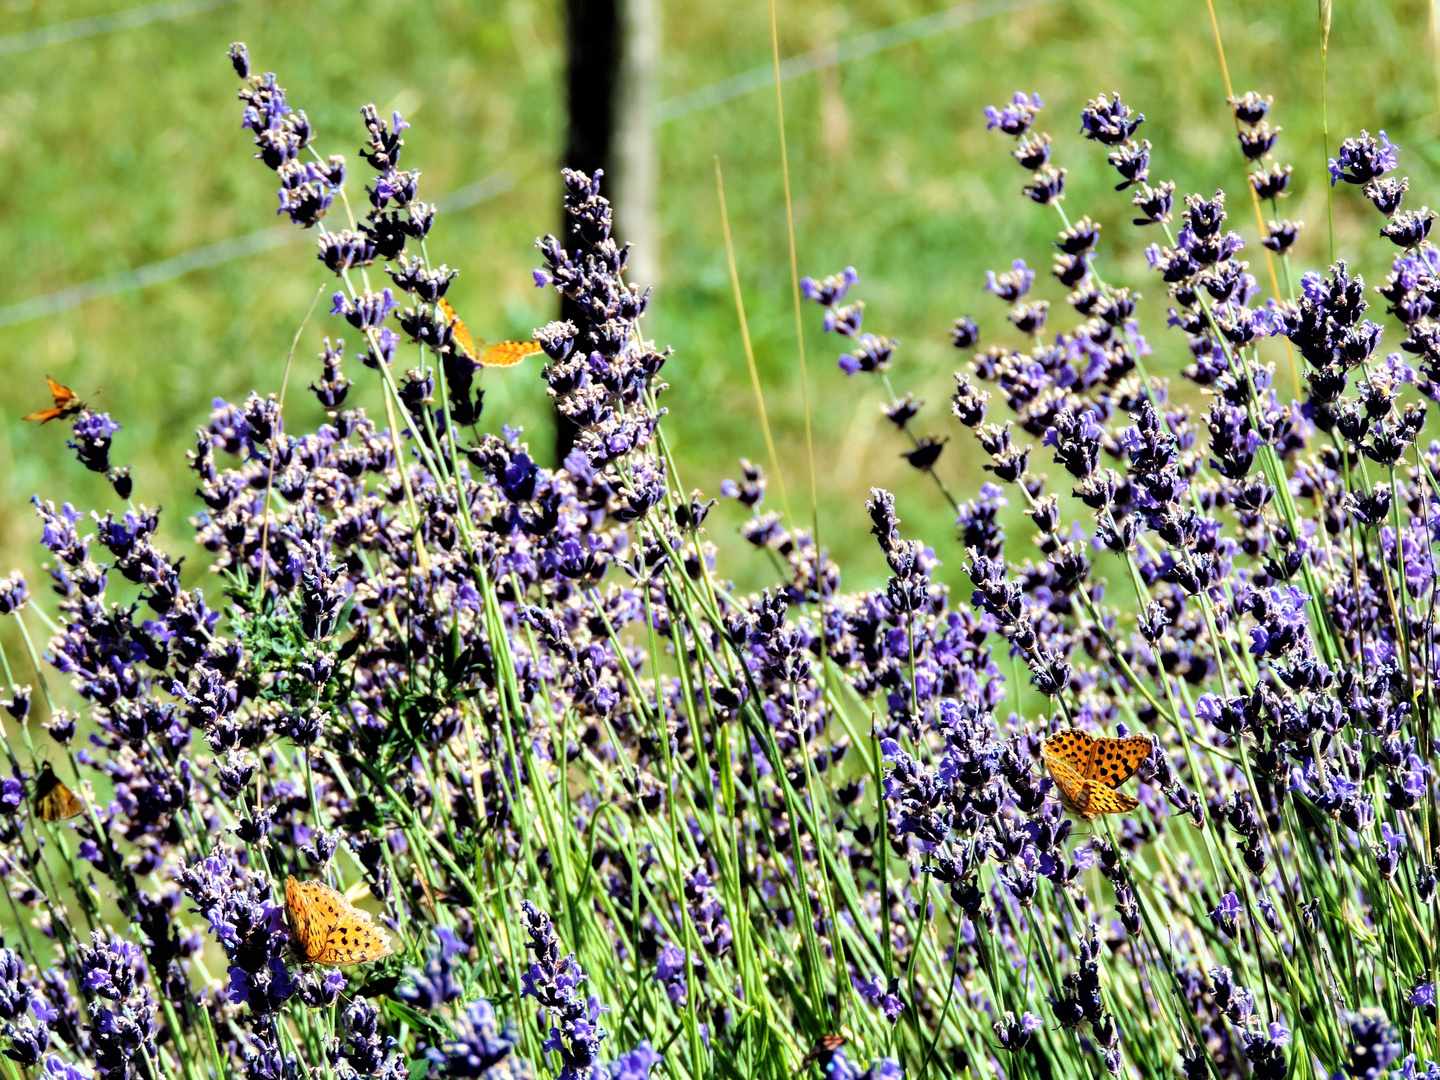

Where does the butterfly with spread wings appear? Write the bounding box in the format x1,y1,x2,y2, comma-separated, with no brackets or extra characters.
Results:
23,377,84,423
284,876,393,966
1041,728,1152,820
439,298,543,368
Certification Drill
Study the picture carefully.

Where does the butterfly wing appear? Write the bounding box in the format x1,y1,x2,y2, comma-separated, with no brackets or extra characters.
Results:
24,377,80,423
1042,752,1093,818
34,765,83,821
479,341,542,368
294,879,392,966
1084,735,1153,788
316,905,392,965
1084,784,1140,817
285,876,319,962
46,376,77,408
800,1036,846,1068
439,298,478,360
1043,728,1095,770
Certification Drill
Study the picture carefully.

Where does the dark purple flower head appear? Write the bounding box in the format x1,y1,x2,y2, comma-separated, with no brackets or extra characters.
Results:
984,91,1043,137
0,775,22,817
951,316,980,349
0,950,31,1020
800,267,858,307
653,945,687,1007
1237,122,1281,161
75,933,144,1001
838,334,896,376
1366,176,1408,216
1382,209,1434,249
1341,1007,1402,1079
1329,130,1400,187
1207,891,1242,938
431,996,520,1078
1262,219,1302,254
1251,162,1293,201
852,973,905,1023
6,686,30,722
603,1043,661,1080
1013,131,1051,169
519,902,608,1080
311,338,352,410
332,288,399,331
985,260,1035,303
1132,181,1175,226
283,536,348,641
227,42,250,79
177,848,293,1016
275,160,336,226
823,302,864,337
400,928,469,1011
992,1010,1043,1051
1228,90,1272,125
360,104,409,172
0,572,28,616
67,411,121,475
1079,91,1144,146
1024,165,1067,206
330,998,403,1078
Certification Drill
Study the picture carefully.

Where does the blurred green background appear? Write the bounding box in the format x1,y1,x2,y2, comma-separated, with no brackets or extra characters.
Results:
0,0,1434,623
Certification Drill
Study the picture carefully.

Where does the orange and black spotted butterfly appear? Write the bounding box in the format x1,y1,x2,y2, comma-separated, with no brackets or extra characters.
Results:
799,1035,847,1070
1042,728,1152,820
33,762,84,821
438,298,543,368
284,876,393,966
23,376,84,423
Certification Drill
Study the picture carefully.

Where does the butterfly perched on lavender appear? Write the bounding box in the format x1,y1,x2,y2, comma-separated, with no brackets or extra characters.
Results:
439,298,543,368
1042,728,1152,820
33,762,84,821
798,1035,846,1071
23,376,84,423
284,876,393,965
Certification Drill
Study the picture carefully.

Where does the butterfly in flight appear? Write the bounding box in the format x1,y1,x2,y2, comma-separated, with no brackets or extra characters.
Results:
1042,728,1152,820
284,876,393,966
23,376,84,423
798,1035,847,1070
438,298,542,368
33,762,84,821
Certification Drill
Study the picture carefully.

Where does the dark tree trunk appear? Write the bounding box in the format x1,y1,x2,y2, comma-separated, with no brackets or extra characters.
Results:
563,0,621,183
556,0,622,464
557,0,659,465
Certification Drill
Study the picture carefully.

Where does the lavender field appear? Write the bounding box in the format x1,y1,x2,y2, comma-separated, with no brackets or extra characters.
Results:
0,1,1438,1079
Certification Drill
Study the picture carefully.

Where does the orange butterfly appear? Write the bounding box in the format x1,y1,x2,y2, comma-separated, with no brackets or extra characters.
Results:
1041,728,1151,820
438,297,542,368
23,376,84,423
33,762,83,821
799,1035,847,1069
284,876,393,966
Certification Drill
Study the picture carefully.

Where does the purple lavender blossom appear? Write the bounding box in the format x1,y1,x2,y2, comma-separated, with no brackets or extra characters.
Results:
1329,130,1400,187
520,902,608,1080
430,998,519,1078
984,91,1043,136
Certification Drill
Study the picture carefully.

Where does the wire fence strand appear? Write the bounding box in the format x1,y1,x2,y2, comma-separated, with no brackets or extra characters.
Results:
0,0,1057,328
0,0,240,56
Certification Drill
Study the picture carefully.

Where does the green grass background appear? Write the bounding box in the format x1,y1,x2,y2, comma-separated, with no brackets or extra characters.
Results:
0,0,1433,613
